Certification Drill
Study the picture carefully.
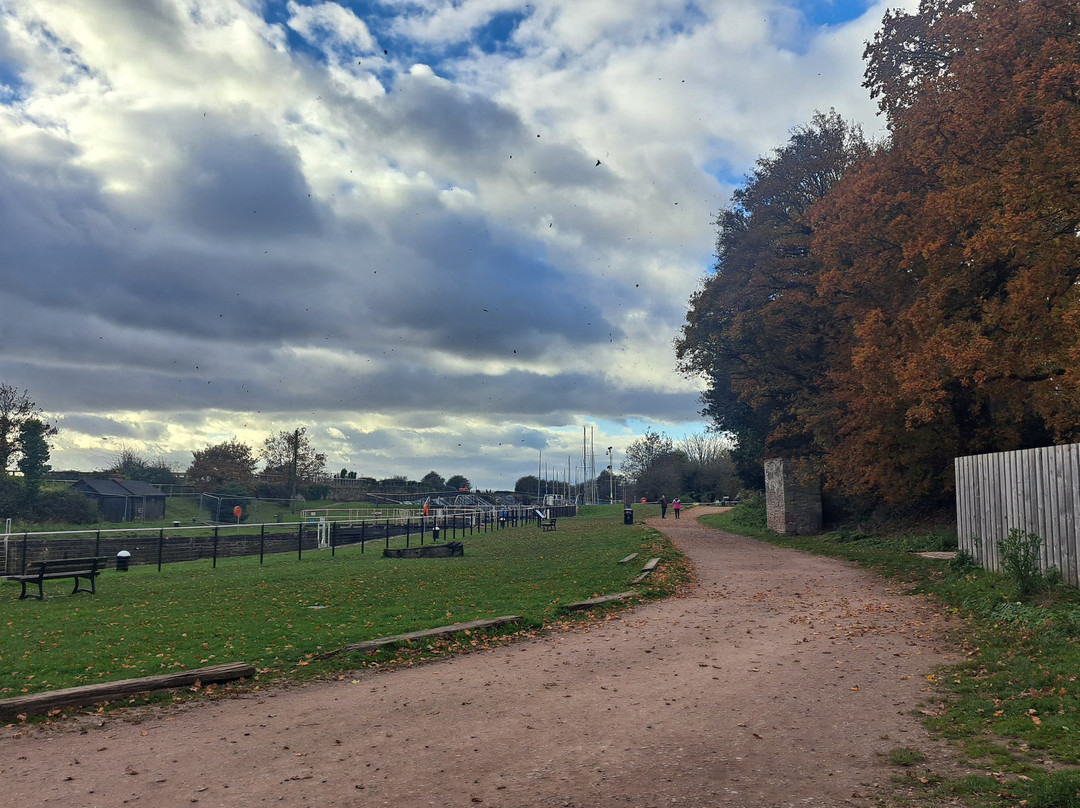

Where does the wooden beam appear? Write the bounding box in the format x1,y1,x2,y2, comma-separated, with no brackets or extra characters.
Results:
564,592,637,610
317,615,521,660
0,661,256,720
617,553,639,565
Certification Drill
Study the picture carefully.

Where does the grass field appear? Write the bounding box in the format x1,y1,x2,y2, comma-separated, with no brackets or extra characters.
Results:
704,501,1080,808
2,504,689,705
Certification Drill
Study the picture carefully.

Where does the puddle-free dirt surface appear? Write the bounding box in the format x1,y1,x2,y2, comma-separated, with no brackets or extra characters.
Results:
2,508,958,807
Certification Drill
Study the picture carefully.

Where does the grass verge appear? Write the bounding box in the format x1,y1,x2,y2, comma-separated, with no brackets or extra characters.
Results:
703,500,1080,807
2,505,690,718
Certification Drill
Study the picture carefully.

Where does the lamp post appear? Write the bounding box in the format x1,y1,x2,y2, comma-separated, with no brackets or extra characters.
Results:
607,446,614,504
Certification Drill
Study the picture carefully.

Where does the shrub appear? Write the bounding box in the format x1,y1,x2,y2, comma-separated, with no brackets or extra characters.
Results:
949,548,978,572
998,528,1045,600
32,489,100,524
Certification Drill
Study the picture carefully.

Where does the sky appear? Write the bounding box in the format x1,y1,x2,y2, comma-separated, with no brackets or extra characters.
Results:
0,0,915,490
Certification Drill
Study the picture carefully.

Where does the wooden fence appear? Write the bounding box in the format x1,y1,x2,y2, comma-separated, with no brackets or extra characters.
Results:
956,443,1080,586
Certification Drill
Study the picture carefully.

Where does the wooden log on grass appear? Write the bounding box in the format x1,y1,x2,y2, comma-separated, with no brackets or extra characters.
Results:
317,615,521,660
0,661,256,720
564,592,637,610
630,558,662,584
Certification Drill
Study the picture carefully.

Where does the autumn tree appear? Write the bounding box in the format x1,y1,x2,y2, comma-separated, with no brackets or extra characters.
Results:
676,111,868,488
0,384,56,475
186,440,258,493
810,0,1080,505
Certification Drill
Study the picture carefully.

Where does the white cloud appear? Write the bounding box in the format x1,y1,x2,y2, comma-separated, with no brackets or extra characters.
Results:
0,0,910,485
287,0,377,52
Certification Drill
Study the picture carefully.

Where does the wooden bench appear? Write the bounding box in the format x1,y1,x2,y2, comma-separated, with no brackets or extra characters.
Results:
540,518,557,532
5,556,109,601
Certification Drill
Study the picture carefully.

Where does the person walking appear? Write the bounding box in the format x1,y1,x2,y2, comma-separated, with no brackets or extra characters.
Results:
660,495,668,519
673,498,681,519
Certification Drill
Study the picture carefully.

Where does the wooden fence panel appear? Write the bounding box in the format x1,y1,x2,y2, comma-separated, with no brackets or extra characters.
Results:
956,443,1080,587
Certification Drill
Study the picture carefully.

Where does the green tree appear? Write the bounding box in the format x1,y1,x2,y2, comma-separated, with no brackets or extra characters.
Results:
0,384,56,475
16,418,51,513
446,474,471,491
420,471,446,489
637,449,689,501
261,427,327,499
102,447,176,485
620,429,674,485
679,432,738,500
211,481,253,523
187,440,257,493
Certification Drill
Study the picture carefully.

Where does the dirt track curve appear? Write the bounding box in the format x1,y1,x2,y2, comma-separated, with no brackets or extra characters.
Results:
3,507,959,807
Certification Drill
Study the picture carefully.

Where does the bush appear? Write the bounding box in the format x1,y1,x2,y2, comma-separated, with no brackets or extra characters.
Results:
212,482,255,523
998,528,1045,600
34,489,101,524
730,491,767,530
301,483,330,500
949,548,978,572
0,475,25,517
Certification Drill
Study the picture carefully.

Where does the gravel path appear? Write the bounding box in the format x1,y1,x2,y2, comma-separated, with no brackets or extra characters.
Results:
2,508,958,807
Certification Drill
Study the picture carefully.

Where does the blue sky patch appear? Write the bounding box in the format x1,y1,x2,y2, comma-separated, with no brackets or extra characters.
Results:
799,0,873,27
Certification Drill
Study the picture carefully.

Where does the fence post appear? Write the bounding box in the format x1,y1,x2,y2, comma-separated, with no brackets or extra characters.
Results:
361,521,365,554
385,519,390,551
213,525,219,569
158,528,164,572
94,530,101,558
260,524,265,565
331,522,337,556
22,532,28,570
298,522,303,560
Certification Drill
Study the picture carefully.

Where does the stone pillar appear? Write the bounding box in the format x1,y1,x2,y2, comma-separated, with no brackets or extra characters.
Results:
764,457,822,535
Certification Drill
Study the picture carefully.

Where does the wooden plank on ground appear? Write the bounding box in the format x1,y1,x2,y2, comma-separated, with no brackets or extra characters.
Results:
318,615,521,660
0,661,256,720
564,592,637,611
618,553,639,565
630,558,662,585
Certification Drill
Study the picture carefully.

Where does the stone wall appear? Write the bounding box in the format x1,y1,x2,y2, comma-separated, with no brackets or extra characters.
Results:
764,458,822,535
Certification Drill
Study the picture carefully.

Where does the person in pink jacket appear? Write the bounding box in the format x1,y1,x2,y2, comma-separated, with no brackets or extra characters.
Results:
672,498,681,519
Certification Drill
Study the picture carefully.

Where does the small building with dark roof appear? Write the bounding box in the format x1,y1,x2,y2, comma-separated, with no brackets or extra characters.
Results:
72,479,167,522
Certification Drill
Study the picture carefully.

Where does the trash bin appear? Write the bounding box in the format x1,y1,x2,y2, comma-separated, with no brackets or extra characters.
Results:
116,550,131,572
623,507,634,525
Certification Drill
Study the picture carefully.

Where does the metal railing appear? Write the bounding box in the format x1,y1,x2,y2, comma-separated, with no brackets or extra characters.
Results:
1,504,579,574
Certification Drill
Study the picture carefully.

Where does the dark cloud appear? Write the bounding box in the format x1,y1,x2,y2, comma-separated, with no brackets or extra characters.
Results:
162,129,324,239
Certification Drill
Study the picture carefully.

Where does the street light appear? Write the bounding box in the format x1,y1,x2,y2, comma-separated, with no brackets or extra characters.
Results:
607,446,614,504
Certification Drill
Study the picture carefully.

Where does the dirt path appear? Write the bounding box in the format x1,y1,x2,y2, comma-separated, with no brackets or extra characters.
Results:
2,508,958,807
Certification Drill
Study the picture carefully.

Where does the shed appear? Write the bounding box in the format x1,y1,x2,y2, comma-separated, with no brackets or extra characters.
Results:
72,479,167,522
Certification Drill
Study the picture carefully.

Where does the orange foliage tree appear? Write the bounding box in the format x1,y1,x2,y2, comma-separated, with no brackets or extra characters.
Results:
681,0,1080,510
811,0,1080,504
